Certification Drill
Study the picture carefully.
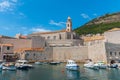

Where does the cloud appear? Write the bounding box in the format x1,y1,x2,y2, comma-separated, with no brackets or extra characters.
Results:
93,13,97,16
81,13,91,19
11,0,17,3
31,27,51,33
0,0,18,12
49,20,66,27
18,12,26,17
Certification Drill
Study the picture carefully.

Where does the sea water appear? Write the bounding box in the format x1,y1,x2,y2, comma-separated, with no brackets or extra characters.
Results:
0,63,120,80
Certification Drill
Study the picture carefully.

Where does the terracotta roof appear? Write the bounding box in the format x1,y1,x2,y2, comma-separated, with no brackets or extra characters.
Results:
14,48,44,53
0,44,13,47
32,30,66,35
19,36,27,39
106,28,120,32
83,35,105,42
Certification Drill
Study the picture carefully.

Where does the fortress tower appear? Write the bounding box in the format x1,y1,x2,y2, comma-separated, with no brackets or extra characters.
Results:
66,16,72,32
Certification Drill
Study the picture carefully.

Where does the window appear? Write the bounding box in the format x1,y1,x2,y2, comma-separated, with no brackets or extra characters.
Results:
115,52,117,56
110,52,112,56
26,53,29,56
59,34,61,40
33,53,35,56
47,36,50,40
68,24,69,27
53,36,56,40
7,47,10,50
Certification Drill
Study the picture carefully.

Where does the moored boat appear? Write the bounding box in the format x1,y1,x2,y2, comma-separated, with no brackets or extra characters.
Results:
66,60,79,71
35,62,43,65
15,60,33,70
84,61,99,70
94,61,107,69
2,64,16,71
49,61,61,65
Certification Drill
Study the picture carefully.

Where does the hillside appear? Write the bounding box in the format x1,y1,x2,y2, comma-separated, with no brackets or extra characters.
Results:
74,12,120,35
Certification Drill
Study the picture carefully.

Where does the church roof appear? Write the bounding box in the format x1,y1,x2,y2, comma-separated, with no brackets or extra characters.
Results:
14,48,44,53
83,35,105,42
106,28,120,32
31,30,66,35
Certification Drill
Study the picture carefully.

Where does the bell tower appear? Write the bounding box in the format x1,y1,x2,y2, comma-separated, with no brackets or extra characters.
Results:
66,16,72,32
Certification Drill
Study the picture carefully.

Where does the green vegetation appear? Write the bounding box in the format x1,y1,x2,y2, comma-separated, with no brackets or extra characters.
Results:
74,22,120,35
74,12,120,35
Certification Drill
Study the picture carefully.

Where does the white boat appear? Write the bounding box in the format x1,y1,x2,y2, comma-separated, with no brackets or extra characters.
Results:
94,61,107,69
66,60,79,70
34,62,43,65
2,63,16,71
15,60,33,70
84,61,99,70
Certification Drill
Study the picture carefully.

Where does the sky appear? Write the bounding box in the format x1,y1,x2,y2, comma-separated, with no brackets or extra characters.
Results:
0,0,120,37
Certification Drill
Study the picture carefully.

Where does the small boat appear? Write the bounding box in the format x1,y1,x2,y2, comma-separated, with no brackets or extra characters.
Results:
84,61,99,70
108,60,118,68
94,61,107,69
2,63,16,71
109,63,118,68
15,60,33,70
66,60,79,71
35,62,43,65
49,62,61,65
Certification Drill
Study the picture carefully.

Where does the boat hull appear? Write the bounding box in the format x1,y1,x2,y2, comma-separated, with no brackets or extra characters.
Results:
66,66,79,71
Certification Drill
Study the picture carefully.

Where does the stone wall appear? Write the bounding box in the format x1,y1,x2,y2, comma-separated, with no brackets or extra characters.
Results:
88,40,107,63
1,38,32,50
30,36,45,48
52,46,88,62
2,46,13,54
1,36,45,50
20,47,53,62
105,42,120,63
104,30,120,44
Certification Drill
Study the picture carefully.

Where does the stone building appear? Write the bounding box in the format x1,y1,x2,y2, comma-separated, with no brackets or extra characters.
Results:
0,16,117,63
27,17,107,63
104,28,120,63
14,48,52,62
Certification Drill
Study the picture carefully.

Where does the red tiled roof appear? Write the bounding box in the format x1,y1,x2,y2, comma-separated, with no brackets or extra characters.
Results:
14,48,44,53
0,44,13,47
19,36,27,39
32,30,66,35
83,35,105,42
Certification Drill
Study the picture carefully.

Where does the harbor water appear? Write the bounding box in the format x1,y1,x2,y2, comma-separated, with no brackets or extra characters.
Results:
0,63,120,80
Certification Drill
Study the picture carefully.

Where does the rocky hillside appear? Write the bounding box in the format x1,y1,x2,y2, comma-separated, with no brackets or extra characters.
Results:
74,12,120,35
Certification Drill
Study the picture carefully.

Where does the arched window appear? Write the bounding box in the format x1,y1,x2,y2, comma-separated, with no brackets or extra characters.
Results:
68,24,69,27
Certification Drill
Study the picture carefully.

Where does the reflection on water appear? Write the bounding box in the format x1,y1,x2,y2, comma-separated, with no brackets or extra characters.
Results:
66,70,80,80
0,70,29,80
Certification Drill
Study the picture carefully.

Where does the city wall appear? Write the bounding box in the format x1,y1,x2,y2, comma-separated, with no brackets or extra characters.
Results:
52,46,88,62
88,41,107,63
